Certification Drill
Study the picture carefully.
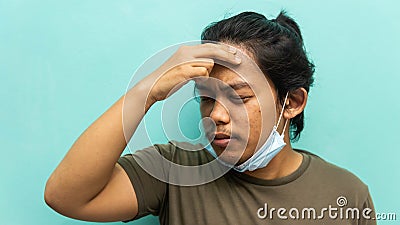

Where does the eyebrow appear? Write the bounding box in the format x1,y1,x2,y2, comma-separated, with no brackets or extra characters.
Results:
196,81,251,91
224,81,251,91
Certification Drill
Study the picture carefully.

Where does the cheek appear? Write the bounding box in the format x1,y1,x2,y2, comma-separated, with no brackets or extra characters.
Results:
233,102,262,145
248,107,262,142
237,104,262,161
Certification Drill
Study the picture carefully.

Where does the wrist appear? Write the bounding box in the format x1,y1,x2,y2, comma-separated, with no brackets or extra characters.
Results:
128,81,157,113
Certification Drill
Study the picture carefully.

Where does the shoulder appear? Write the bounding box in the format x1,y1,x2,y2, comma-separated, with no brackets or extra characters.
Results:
298,149,370,199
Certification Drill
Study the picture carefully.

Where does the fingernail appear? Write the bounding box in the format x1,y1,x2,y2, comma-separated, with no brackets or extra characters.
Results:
229,46,237,54
235,56,241,63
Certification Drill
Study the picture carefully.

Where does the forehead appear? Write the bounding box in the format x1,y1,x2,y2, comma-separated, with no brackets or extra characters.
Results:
209,64,243,82
195,42,275,95
196,65,253,91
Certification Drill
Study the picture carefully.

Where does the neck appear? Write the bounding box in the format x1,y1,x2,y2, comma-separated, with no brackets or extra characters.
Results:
243,128,303,180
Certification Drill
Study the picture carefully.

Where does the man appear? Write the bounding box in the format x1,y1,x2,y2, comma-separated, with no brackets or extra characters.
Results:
45,11,376,224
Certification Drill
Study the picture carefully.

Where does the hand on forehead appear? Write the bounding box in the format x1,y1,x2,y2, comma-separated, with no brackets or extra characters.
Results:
195,46,273,104
195,44,277,136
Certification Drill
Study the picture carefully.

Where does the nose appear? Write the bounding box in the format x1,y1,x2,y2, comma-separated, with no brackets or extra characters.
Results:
209,99,230,125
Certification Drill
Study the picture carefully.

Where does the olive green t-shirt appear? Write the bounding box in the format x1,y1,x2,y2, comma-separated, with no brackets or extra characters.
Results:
118,141,376,225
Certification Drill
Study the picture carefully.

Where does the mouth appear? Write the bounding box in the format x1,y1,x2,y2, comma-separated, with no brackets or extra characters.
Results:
211,133,235,148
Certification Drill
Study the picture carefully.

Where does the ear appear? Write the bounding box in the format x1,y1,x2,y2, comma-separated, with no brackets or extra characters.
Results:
284,87,308,119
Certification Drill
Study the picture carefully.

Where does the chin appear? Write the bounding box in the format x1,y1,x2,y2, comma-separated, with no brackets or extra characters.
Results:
215,144,250,165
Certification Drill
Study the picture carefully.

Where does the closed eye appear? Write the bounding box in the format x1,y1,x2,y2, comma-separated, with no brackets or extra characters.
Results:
199,96,215,102
231,96,252,103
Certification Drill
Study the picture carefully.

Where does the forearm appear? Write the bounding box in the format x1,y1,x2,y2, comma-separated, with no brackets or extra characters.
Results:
45,82,154,208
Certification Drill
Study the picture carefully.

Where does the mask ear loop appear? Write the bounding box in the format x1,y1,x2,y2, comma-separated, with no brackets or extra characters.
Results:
276,92,289,136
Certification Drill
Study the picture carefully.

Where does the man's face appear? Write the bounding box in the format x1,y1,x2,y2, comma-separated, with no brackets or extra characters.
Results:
197,64,275,165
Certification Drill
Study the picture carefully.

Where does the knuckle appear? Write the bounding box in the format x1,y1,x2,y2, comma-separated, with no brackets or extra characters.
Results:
174,64,184,72
203,43,220,52
202,43,214,48
216,48,230,58
200,67,208,75
177,45,189,54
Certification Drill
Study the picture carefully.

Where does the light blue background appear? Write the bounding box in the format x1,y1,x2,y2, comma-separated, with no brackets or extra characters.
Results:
1,0,398,224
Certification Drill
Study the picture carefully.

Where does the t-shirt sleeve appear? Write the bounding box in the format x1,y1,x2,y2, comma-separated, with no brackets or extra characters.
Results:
358,188,377,225
117,143,173,221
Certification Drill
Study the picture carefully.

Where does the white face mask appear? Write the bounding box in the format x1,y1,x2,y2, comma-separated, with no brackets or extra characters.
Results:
205,92,289,172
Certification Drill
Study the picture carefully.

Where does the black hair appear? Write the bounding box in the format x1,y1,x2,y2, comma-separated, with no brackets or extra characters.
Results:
201,10,315,142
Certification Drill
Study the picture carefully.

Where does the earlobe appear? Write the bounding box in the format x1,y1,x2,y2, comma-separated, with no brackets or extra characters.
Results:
283,107,293,120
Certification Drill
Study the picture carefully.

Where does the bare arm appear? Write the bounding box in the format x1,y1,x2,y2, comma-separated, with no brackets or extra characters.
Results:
44,82,152,221
44,43,239,222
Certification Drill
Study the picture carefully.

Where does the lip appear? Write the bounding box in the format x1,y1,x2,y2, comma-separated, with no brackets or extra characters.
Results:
214,133,231,139
212,138,232,148
212,132,235,148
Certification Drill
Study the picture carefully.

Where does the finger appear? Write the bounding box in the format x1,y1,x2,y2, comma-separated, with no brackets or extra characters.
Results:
186,66,210,79
202,43,237,54
194,44,241,65
188,58,214,74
